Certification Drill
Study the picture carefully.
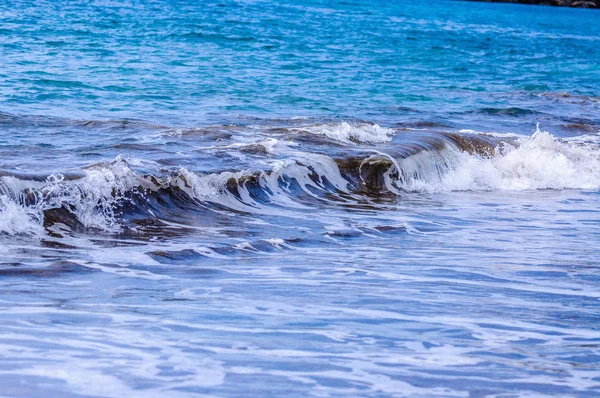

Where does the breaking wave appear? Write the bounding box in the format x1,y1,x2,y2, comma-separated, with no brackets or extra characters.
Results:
393,126,600,192
0,127,598,236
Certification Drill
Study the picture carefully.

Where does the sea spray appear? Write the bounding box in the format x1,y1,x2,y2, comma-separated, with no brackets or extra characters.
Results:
392,126,600,192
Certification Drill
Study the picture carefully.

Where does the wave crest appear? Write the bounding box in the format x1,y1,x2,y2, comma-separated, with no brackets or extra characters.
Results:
393,126,600,192
0,128,598,236
298,122,395,144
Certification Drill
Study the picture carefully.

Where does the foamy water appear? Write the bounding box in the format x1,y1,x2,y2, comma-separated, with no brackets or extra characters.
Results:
0,119,599,397
299,122,396,144
395,126,600,192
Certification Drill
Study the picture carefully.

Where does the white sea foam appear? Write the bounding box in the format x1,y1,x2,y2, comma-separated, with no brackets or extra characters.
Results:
0,195,44,235
51,160,141,230
200,138,286,154
394,126,600,192
564,134,600,144
0,150,350,235
175,151,349,212
0,158,143,235
300,122,395,144
458,129,526,139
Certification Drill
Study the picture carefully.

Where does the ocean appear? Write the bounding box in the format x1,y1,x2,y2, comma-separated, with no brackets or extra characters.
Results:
0,0,599,396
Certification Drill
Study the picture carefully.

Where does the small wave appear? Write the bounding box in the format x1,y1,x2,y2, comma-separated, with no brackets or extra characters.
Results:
0,111,167,130
564,134,600,144
0,154,350,235
473,107,541,117
0,159,142,234
457,129,526,139
560,123,598,133
401,120,451,129
173,152,349,212
393,126,600,192
538,91,600,104
296,122,395,144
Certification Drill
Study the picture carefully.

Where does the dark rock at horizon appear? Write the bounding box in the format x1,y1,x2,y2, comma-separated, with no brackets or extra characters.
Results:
470,0,599,8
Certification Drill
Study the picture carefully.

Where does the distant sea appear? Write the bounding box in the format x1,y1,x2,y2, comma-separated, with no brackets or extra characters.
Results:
0,1,599,396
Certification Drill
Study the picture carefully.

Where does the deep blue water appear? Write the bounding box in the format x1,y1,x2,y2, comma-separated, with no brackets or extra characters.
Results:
0,0,599,397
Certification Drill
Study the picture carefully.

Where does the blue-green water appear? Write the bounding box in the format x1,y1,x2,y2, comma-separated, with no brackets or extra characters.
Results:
2,0,599,127
0,1,599,397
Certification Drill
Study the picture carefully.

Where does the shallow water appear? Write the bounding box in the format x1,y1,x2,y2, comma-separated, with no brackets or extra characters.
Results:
1,0,599,397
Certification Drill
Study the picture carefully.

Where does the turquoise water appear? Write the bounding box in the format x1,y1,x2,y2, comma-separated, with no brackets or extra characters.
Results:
2,0,599,127
0,1,599,397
